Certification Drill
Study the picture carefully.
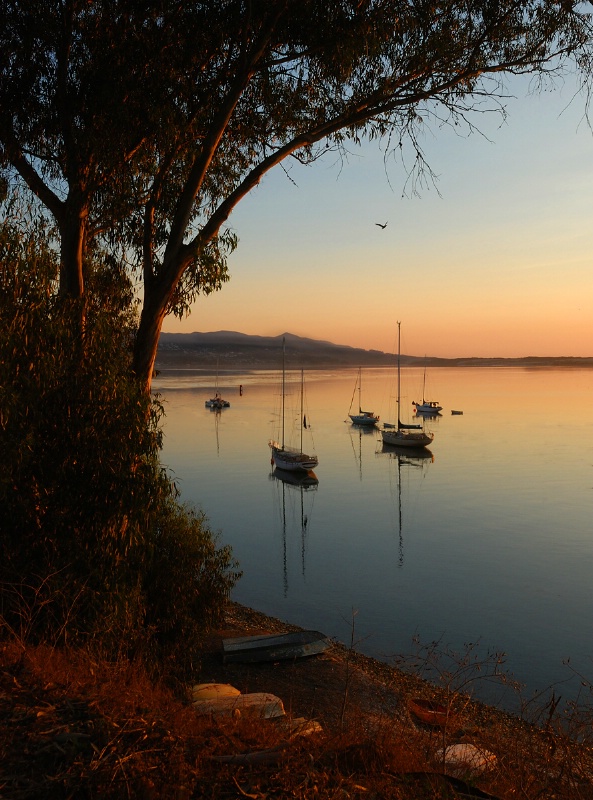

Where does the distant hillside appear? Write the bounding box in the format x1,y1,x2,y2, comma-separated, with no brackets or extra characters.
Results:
156,331,402,369
155,331,593,370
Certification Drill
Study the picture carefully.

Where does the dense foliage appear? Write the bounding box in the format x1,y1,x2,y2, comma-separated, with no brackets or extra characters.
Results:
0,211,240,677
1,1,590,391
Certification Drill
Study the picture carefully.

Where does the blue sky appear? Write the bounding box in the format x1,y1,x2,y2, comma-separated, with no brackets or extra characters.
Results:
163,72,593,358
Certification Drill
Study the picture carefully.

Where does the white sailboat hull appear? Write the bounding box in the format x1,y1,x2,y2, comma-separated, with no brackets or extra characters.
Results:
381,428,433,449
413,401,442,413
269,441,319,472
205,397,230,409
348,412,379,426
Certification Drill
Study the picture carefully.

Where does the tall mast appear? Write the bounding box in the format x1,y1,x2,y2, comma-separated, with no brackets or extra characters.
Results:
397,321,401,428
281,337,286,450
300,368,304,453
422,355,427,404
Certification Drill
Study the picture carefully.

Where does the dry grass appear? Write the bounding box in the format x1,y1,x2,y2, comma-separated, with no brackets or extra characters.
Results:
2,605,593,799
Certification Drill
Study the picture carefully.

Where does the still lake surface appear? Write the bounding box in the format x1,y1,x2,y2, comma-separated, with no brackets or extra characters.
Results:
154,366,593,706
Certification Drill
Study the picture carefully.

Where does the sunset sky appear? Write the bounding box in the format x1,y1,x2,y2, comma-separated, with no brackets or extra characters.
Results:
163,73,593,359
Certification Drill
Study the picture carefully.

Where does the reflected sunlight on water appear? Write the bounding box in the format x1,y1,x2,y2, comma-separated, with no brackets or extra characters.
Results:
154,366,593,705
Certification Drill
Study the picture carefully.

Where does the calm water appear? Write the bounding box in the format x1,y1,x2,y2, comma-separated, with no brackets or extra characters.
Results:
154,366,593,705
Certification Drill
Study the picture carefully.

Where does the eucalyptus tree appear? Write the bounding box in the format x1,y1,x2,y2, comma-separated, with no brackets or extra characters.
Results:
1,0,590,392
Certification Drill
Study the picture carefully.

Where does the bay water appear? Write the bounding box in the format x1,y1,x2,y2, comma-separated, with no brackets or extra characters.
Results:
154,366,593,707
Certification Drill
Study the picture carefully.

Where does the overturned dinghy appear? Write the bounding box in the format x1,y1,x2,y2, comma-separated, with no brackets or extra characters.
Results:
193,691,285,719
222,630,331,664
191,683,240,702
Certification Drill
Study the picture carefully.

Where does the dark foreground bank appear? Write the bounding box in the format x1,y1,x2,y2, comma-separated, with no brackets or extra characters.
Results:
1,601,591,799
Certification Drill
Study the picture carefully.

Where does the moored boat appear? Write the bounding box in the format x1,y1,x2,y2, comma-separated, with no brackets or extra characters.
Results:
413,400,442,414
269,340,318,473
381,322,434,449
270,444,318,472
205,359,230,408
382,426,433,448
412,360,442,413
348,368,379,426
222,630,331,663
205,392,230,409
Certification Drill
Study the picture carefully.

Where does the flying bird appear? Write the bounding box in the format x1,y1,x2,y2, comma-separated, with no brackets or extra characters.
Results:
375,222,388,229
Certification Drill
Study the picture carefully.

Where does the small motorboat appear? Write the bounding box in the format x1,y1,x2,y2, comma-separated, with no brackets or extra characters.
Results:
222,630,331,664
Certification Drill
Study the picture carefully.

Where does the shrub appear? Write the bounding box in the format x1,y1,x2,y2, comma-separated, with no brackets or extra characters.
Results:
139,501,241,679
0,211,240,677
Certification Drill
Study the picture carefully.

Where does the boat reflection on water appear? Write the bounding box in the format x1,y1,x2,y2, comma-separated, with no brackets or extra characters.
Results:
378,443,434,462
270,467,319,595
212,408,222,456
413,408,442,422
377,443,433,566
272,467,319,489
348,423,376,482
350,422,379,433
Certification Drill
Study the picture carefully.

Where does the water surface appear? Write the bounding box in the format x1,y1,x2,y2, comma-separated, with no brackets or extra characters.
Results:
154,366,593,705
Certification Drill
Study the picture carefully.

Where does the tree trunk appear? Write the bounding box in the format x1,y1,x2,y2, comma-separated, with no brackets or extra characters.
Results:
133,288,169,395
58,195,87,299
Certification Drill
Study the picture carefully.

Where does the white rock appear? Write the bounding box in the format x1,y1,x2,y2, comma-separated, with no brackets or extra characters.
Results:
436,743,497,777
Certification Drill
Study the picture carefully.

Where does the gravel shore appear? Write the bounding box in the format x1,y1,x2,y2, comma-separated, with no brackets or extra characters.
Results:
198,601,513,735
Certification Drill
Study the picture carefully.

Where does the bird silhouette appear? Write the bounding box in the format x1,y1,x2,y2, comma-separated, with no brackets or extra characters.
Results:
375,222,388,229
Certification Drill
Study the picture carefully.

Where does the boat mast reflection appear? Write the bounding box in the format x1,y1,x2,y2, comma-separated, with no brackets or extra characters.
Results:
212,408,221,456
270,467,319,596
377,443,433,567
413,408,442,423
348,423,375,481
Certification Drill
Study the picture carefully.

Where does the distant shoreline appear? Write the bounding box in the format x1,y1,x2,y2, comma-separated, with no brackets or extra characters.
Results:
157,330,593,370
156,353,593,371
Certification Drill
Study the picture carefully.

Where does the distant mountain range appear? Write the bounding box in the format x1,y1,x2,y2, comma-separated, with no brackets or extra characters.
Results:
155,331,593,369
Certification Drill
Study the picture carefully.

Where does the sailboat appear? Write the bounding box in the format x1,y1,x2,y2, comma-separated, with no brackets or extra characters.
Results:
348,368,379,426
205,392,230,410
381,322,434,449
412,359,442,414
205,358,230,409
269,340,319,473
